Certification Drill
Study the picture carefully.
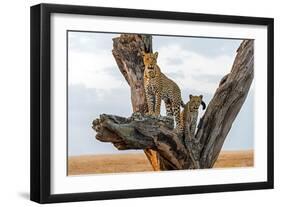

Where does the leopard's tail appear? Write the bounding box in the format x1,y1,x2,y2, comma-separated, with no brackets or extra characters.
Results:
181,100,185,108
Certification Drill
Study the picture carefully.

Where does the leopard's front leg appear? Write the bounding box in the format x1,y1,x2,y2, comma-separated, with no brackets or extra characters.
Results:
154,92,161,115
190,118,197,138
145,89,155,115
173,105,182,131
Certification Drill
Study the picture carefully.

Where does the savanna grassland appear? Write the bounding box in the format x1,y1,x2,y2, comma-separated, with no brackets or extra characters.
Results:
68,150,253,175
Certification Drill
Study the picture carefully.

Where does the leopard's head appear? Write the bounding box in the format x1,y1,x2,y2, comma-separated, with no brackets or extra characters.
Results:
142,51,158,78
188,95,206,111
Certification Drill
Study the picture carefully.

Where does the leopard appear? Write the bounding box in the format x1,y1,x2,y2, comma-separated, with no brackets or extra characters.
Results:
180,95,206,169
180,94,206,142
142,51,185,130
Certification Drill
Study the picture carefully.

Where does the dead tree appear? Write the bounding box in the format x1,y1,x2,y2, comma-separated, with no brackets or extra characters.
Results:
92,35,254,170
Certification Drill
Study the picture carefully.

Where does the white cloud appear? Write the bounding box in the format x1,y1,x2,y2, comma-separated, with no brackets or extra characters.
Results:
69,43,236,95
68,33,238,95
68,48,127,90
156,44,236,94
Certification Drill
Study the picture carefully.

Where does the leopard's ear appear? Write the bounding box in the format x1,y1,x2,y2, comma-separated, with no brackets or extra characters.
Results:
189,94,193,99
199,95,203,99
201,101,206,110
154,52,158,59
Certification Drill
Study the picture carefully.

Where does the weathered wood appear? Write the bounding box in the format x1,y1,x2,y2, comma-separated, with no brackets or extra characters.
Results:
92,37,254,170
92,113,190,169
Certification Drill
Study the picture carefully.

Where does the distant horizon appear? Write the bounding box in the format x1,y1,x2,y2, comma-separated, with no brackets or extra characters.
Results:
68,32,254,156
68,149,254,157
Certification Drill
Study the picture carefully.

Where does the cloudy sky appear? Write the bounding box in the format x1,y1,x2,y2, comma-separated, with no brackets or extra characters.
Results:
68,31,253,156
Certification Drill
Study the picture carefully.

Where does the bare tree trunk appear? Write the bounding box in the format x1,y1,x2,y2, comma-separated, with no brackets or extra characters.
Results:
111,34,161,170
197,40,254,168
92,36,254,170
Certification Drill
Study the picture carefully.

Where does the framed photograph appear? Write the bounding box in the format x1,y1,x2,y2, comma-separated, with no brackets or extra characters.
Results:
30,3,274,203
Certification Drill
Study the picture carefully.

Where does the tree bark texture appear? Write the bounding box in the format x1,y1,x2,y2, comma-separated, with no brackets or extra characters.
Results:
93,36,254,170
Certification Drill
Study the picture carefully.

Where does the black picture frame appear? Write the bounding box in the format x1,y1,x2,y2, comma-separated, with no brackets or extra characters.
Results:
30,3,274,204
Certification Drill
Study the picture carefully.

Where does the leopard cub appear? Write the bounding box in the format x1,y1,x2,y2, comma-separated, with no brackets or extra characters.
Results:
180,95,206,141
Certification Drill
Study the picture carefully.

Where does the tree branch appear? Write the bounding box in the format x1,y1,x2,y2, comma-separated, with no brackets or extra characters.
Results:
92,113,189,169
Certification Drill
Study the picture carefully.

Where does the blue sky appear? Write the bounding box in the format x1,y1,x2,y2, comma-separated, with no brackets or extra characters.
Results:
68,32,253,156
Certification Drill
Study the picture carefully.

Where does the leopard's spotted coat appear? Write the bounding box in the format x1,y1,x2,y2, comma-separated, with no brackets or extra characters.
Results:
142,51,185,130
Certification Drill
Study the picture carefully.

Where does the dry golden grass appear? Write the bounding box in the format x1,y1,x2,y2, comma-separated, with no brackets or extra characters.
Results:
68,150,253,175
213,150,254,168
68,153,153,175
